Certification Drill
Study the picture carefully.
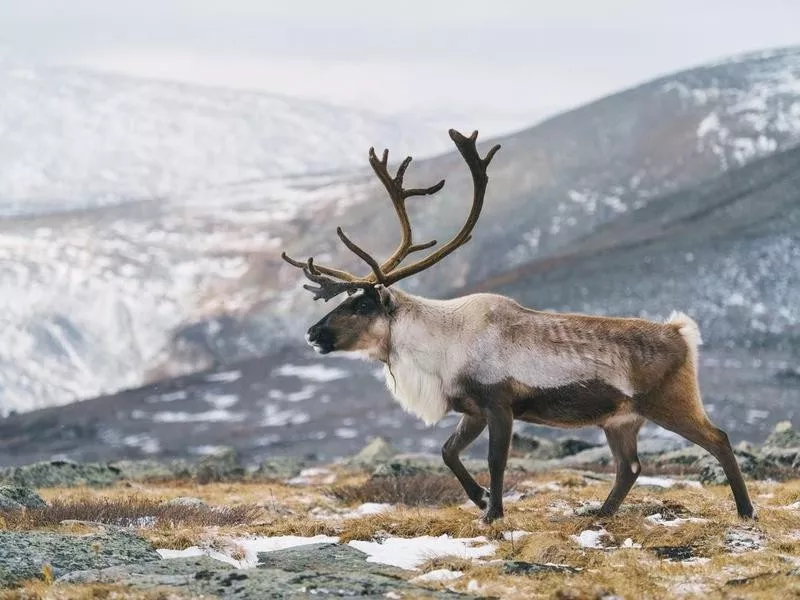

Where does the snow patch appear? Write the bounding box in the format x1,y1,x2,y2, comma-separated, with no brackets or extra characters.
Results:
203,392,239,410
275,363,348,382
410,569,464,583
349,535,496,570
645,513,709,528
204,370,242,383
267,385,318,403
121,433,161,455
157,534,339,568
725,527,765,553
190,445,231,456
335,427,359,439
262,405,311,426
502,530,532,543
147,390,188,403
343,503,394,518
132,409,246,423
636,476,703,489
571,528,613,549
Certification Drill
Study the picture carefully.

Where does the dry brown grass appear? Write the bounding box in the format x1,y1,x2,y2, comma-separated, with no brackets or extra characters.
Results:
0,495,263,531
417,555,477,573
329,473,470,506
329,471,525,507
0,581,211,599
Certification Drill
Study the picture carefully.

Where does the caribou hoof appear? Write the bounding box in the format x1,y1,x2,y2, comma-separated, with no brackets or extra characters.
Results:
480,505,504,524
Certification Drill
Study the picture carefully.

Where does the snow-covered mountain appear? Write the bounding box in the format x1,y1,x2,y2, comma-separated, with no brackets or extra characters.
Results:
0,60,477,414
2,48,800,416
0,60,463,217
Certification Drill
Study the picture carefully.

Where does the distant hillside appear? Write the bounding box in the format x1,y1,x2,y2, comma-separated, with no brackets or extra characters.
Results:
468,143,800,349
0,60,459,217
2,48,800,414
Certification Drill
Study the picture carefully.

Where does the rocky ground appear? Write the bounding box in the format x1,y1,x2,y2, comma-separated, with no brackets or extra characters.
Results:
1,423,800,599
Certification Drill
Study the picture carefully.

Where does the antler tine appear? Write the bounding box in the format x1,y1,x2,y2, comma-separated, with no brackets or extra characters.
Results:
367,147,445,274
281,251,361,282
379,128,501,286
335,227,386,285
299,258,367,302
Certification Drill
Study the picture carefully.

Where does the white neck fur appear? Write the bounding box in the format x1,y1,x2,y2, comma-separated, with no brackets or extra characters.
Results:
382,296,461,426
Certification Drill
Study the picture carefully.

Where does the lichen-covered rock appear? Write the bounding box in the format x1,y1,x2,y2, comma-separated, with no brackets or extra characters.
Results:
538,446,614,469
651,446,708,468
511,432,599,460
558,438,600,458
651,546,696,562
511,431,550,456
345,437,397,469
372,456,446,478
62,550,476,598
59,555,233,585
0,460,123,488
250,456,306,480
503,561,580,575
256,542,401,575
0,486,47,511
193,448,245,483
697,450,775,485
764,421,800,449
0,529,160,587
759,421,800,469
110,459,193,482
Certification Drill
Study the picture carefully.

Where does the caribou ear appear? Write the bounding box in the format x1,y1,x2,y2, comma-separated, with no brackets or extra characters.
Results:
375,285,395,313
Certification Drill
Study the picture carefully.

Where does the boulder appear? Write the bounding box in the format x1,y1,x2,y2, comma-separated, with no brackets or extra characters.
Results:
110,459,193,482
503,561,580,575
651,446,708,468
62,548,477,598
256,542,401,575
510,431,549,456
60,555,233,586
250,456,306,480
759,421,800,470
651,546,696,562
345,437,397,469
697,450,776,485
510,432,599,460
0,486,47,511
763,421,800,449
193,448,245,483
0,460,122,488
558,438,600,458
372,456,446,478
0,529,159,587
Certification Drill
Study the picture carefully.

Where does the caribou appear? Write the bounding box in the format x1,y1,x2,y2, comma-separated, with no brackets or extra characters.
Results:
282,129,754,524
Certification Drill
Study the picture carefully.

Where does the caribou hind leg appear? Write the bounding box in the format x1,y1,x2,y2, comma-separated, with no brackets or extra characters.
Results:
636,367,754,518
442,413,489,509
598,414,646,516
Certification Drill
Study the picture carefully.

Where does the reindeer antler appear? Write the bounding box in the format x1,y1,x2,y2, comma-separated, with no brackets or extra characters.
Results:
281,128,501,300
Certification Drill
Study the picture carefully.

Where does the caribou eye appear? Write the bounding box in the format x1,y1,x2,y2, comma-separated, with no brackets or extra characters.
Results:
352,296,374,315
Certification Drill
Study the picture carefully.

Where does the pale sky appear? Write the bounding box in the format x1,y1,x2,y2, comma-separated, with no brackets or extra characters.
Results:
1,0,799,129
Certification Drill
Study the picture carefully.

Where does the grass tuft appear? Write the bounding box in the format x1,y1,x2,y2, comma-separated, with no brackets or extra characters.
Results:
1,495,263,531
329,471,525,507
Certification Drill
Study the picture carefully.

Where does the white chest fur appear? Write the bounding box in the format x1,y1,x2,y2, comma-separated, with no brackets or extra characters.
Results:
383,356,450,426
